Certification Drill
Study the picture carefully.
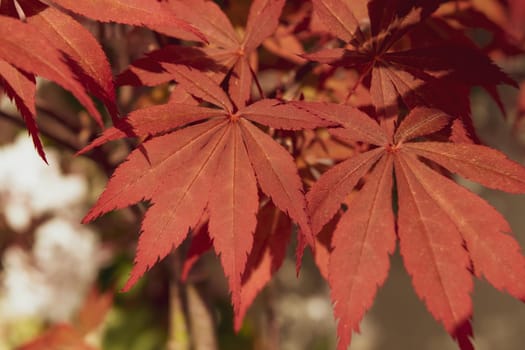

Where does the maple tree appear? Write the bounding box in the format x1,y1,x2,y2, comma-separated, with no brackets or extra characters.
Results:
2,0,525,349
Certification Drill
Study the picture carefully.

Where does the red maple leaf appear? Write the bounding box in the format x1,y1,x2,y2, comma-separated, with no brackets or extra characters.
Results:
306,0,516,121
80,66,326,319
117,0,285,108
299,102,525,350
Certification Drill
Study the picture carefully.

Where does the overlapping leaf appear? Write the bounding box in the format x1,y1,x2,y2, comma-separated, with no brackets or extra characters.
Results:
0,0,116,160
22,1,117,116
306,0,516,119
0,18,98,158
301,103,525,350
0,0,204,160
119,0,285,109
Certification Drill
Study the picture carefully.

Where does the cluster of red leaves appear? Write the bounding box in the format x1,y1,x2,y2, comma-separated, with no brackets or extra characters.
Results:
2,0,525,349
0,0,204,161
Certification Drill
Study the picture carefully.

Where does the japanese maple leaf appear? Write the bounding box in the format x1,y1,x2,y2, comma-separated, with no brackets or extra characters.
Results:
118,0,285,108
306,0,516,120
0,0,116,161
299,101,525,350
80,66,324,316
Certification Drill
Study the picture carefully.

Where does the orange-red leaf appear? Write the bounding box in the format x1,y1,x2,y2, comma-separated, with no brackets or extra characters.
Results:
78,103,226,155
329,155,396,350
117,46,225,87
302,48,369,67
19,324,95,350
292,101,389,145
0,0,17,16
394,107,451,143
0,60,44,161
370,63,399,118
181,221,212,281
311,0,361,42
167,0,239,47
307,147,384,235
240,119,313,246
83,119,226,223
406,142,525,193
402,149,525,302
209,123,259,312
24,5,117,118
241,99,333,130
395,152,474,348
49,0,206,42
228,58,252,110
123,121,229,291
169,65,233,113
76,288,113,336
243,0,285,53
386,46,517,89
0,15,103,126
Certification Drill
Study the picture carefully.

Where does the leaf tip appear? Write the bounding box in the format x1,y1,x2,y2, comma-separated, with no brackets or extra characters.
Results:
121,264,147,293
233,312,244,333
452,320,475,350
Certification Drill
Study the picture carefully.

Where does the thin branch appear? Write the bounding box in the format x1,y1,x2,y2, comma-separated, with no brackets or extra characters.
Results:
36,103,82,133
0,108,79,152
0,108,115,175
250,63,265,100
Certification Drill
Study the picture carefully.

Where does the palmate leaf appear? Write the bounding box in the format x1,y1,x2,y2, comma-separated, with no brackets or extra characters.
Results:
119,0,285,109
82,68,324,321
300,102,525,350
306,0,515,119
